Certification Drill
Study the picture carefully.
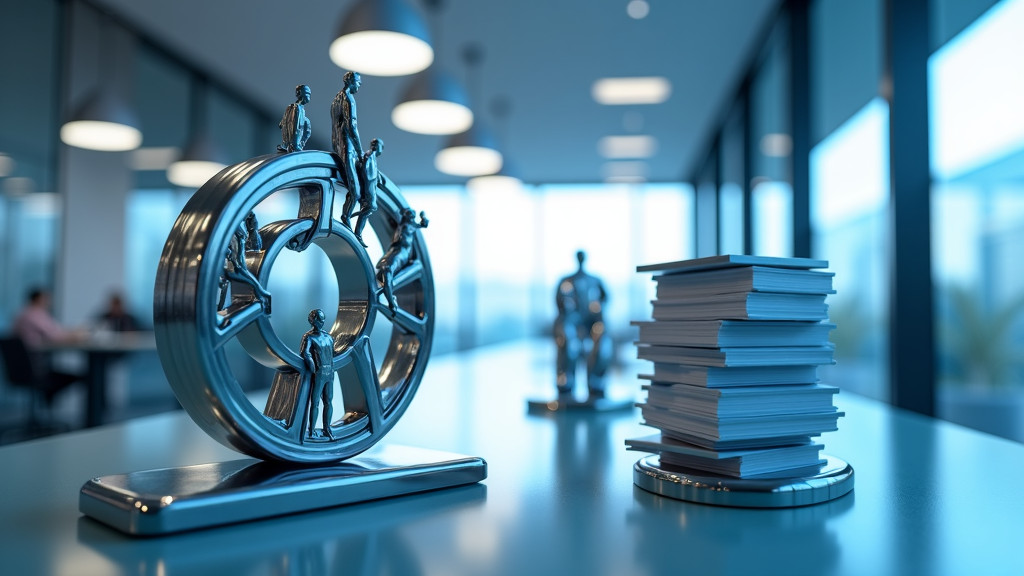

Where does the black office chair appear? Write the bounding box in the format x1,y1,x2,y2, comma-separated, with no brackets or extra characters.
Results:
0,335,81,442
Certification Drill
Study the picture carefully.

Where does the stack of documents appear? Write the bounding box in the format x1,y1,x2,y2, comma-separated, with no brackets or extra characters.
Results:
627,255,843,478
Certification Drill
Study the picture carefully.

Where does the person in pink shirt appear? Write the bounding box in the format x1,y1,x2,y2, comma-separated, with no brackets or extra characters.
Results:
9,287,84,405
12,288,77,349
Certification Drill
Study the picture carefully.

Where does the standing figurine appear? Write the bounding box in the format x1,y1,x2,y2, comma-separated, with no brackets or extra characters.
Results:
554,251,612,401
331,71,364,229
301,308,336,440
375,208,428,315
277,84,312,153
353,138,383,247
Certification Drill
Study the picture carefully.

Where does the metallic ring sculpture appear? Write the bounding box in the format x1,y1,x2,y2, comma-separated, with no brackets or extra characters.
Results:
154,150,434,463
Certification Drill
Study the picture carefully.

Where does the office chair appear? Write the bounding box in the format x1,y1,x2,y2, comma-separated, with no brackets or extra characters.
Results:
0,335,81,442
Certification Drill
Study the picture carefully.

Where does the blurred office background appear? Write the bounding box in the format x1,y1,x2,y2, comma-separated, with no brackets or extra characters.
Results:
1,0,1023,442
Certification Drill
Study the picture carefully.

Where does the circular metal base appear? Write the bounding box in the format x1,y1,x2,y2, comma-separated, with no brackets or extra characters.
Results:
633,454,854,508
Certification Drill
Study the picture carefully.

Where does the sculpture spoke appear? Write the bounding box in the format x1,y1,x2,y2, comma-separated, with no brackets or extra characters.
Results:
291,181,336,251
388,307,427,338
213,302,264,348
392,260,424,291
339,337,384,432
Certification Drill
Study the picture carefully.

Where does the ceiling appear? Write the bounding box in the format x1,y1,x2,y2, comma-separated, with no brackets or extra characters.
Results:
91,0,780,186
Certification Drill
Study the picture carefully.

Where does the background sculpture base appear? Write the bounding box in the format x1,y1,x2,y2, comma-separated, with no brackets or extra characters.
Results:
527,396,634,413
80,444,486,536
633,454,853,508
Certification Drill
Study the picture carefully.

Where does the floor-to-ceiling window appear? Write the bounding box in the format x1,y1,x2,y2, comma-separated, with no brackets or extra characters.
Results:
750,17,793,258
809,0,890,401
0,0,60,327
929,0,1024,441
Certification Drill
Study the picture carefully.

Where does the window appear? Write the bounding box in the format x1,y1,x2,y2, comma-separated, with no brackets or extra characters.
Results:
929,0,1024,441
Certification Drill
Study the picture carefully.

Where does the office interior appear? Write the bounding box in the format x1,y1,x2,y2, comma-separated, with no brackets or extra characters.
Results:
0,0,1022,446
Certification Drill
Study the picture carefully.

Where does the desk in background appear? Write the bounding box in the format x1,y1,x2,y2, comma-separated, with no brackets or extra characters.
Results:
47,331,157,427
1,341,1022,575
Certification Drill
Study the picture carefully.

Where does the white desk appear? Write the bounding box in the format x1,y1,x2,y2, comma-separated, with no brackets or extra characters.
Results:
47,331,157,427
1,341,1022,575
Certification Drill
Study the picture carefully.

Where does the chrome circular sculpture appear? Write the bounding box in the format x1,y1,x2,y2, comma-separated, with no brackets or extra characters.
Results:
154,149,434,463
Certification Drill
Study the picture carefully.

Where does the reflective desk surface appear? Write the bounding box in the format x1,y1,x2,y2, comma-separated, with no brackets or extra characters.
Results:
2,341,1022,576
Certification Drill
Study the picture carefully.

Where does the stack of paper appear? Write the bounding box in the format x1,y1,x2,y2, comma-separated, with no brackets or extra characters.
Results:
627,255,843,478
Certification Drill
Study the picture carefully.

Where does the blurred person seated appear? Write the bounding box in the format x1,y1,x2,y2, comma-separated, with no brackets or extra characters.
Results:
12,288,84,349
4,286,84,422
95,293,140,333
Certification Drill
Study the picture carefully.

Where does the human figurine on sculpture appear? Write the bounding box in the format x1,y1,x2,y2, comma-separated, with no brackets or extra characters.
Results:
277,84,312,153
376,208,428,315
301,308,336,440
353,138,383,247
554,251,612,400
244,211,262,252
331,72,363,229
222,224,272,315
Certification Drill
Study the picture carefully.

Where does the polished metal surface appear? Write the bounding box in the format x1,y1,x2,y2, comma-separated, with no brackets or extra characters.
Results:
527,397,634,413
3,342,1024,575
154,148,434,463
79,444,486,535
633,454,854,508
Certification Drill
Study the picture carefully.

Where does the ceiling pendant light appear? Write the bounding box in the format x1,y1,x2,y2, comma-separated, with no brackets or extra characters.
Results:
60,9,142,151
467,96,522,192
167,77,228,188
392,69,472,135
467,162,522,194
391,0,472,135
329,0,433,77
435,43,502,177
435,122,503,177
167,133,228,188
60,91,143,151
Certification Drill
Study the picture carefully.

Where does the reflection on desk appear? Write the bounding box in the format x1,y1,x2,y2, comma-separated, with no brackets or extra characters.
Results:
46,331,157,427
1,340,1022,575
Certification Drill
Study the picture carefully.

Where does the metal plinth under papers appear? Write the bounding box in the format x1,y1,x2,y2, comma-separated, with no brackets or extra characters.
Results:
633,454,853,508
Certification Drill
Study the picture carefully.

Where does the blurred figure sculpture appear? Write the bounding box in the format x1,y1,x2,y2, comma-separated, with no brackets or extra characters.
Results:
554,251,612,401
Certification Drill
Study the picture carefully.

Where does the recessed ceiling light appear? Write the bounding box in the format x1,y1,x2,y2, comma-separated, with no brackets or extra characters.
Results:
0,153,14,177
598,135,658,159
626,0,650,19
3,176,35,196
131,147,179,171
592,77,672,105
467,172,523,195
601,160,648,181
760,133,793,157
